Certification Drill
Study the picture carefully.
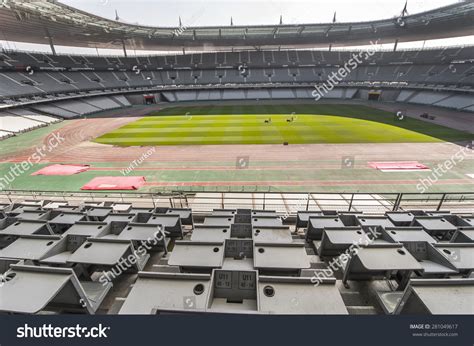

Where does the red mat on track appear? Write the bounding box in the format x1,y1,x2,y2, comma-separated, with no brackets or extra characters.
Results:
81,176,146,190
31,164,90,176
368,161,429,171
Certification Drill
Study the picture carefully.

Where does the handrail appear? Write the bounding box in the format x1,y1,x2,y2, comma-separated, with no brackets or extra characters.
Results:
0,189,472,214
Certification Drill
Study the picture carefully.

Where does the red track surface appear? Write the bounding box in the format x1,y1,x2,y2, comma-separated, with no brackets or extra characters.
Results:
1,115,473,190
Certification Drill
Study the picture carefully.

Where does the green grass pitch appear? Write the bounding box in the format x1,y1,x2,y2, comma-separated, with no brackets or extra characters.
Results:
94,104,473,146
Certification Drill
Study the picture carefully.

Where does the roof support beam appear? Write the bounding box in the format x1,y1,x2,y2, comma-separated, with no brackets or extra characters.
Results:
325,26,332,37
272,27,278,39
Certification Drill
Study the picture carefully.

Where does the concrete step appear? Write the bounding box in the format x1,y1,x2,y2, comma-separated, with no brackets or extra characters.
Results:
340,291,371,306
347,306,379,315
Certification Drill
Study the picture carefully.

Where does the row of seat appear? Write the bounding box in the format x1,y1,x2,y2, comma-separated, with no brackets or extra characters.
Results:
297,209,473,314
120,207,474,314
1,62,472,101
120,208,348,314
0,200,189,314
0,200,472,314
0,112,58,134
2,47,472,70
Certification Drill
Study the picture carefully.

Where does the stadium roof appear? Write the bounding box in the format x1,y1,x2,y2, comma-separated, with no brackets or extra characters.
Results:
0,0,473,51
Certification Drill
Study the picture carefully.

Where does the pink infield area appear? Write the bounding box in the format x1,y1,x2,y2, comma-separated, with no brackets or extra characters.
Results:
368,161,430,172
81,176,146,190
31,164,90,176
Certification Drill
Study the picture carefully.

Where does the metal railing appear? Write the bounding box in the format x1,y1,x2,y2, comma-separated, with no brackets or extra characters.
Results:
0,190,472,215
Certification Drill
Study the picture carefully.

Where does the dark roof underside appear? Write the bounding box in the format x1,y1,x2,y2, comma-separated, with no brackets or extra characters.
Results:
0,1,473,51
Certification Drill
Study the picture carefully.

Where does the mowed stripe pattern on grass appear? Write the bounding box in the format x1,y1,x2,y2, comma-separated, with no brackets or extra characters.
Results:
94,104,473,146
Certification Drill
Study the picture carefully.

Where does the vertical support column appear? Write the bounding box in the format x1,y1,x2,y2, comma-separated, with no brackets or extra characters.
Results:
393,39,399,52
44,28,56,55
122,39,128,57
329,44,332,52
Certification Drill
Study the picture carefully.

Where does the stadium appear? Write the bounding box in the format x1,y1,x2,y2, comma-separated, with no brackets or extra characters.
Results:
0,0,473,319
